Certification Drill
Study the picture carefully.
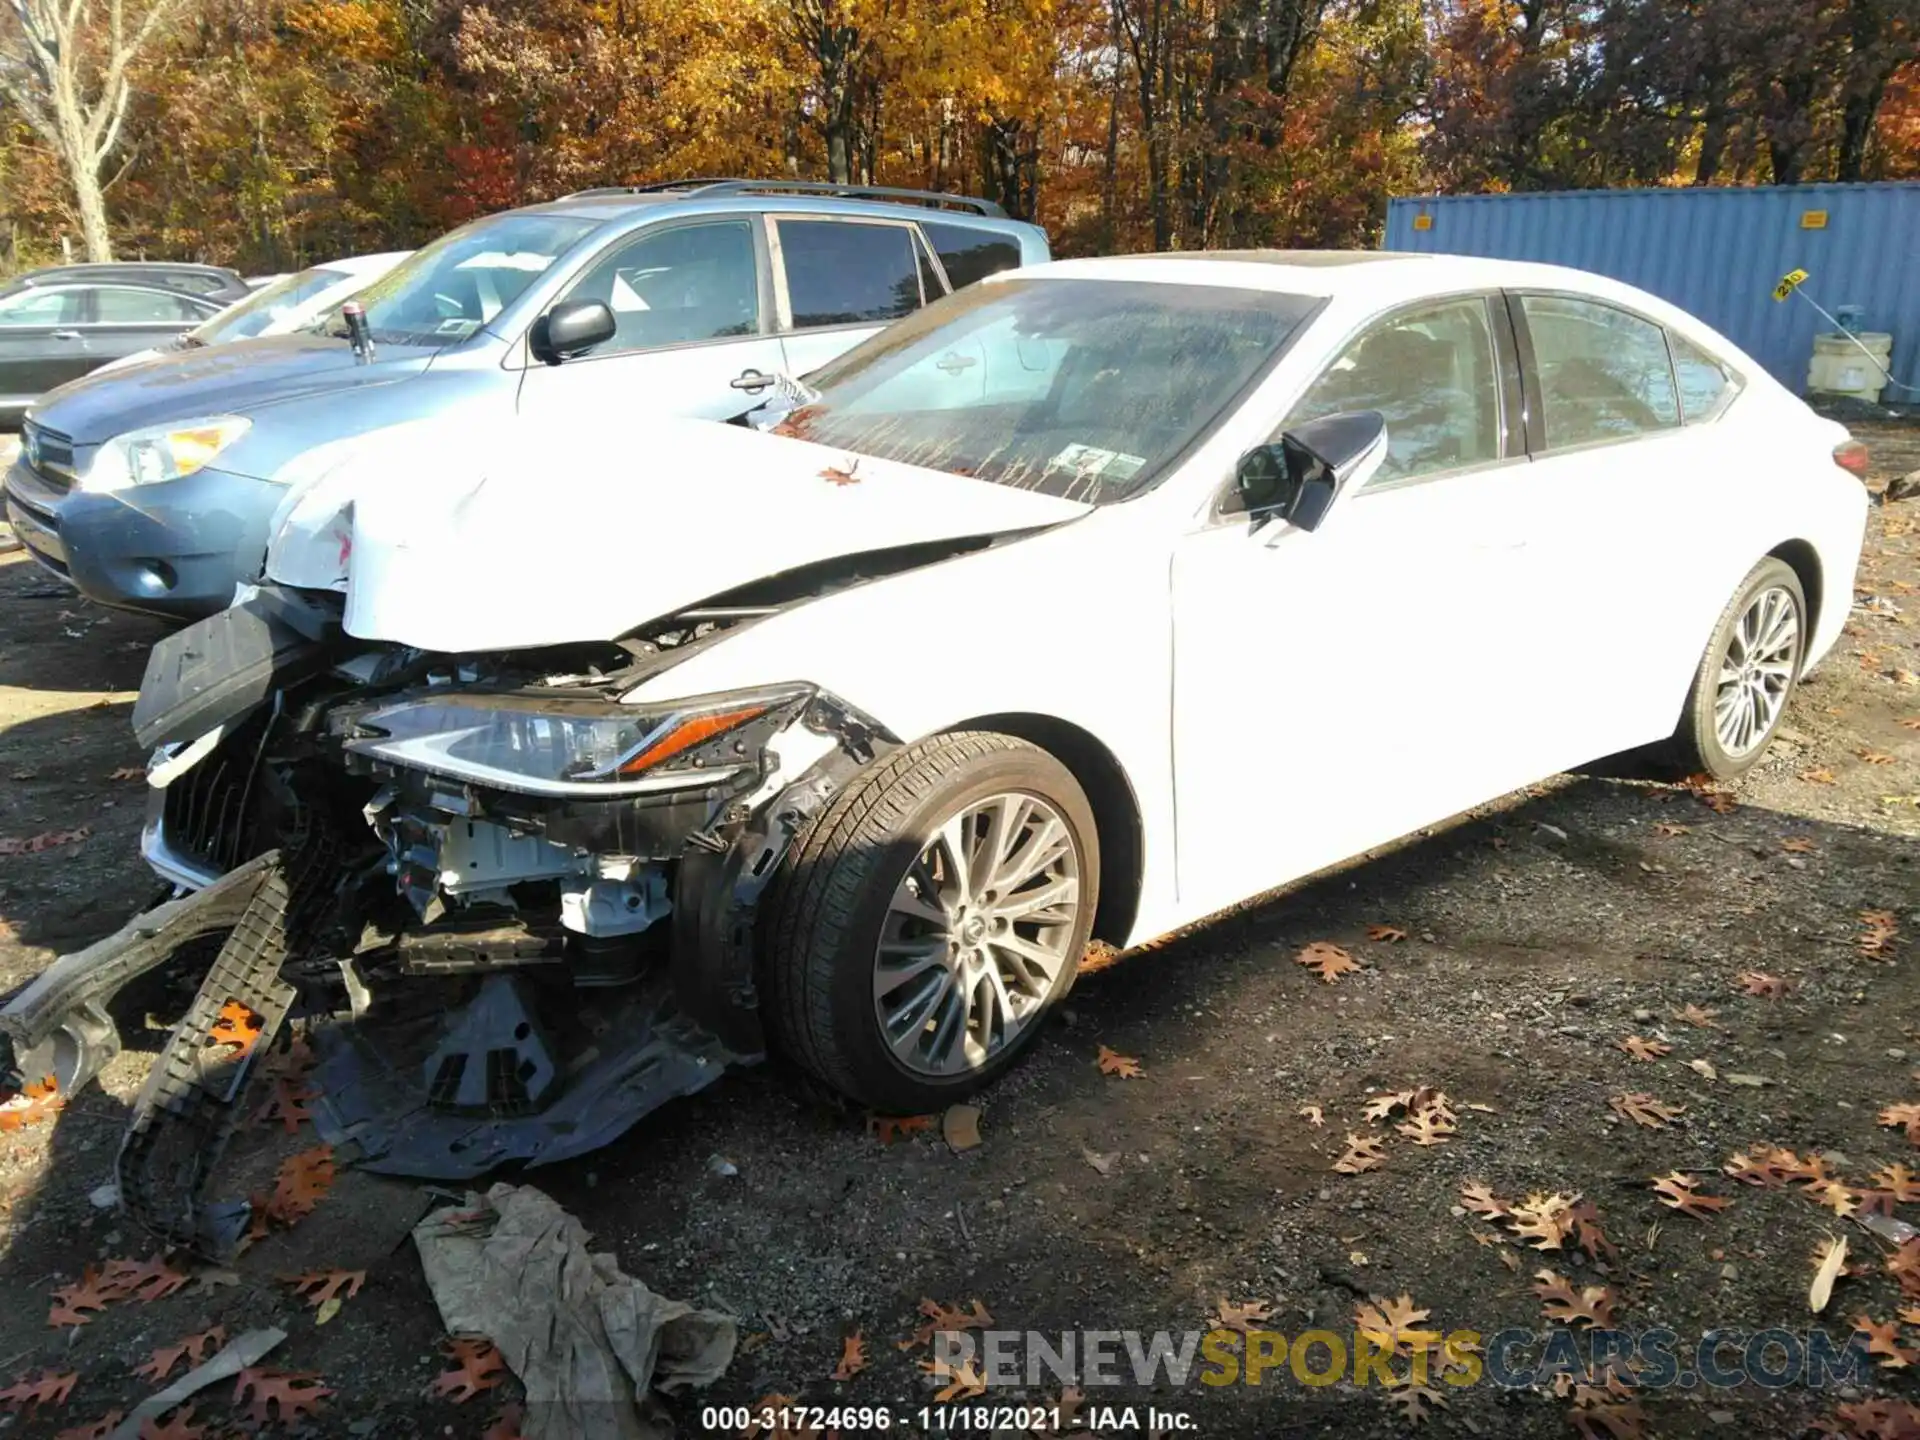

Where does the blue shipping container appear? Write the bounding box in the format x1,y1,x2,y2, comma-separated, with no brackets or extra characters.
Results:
1383,183,1920,397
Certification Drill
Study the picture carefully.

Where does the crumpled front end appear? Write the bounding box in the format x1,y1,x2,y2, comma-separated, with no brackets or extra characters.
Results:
3,583,894,1252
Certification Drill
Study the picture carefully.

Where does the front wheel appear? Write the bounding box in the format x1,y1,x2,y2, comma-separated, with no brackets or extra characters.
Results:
1668,557,1807,781
763,732,1099,1113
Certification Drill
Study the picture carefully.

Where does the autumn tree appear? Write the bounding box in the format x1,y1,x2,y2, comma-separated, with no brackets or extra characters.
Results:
0,0,184,258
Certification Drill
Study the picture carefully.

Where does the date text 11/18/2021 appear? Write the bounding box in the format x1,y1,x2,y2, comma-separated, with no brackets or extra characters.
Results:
700,1404,1198,1432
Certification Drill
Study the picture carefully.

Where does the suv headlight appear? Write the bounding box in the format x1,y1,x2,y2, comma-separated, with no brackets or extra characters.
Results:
83,416,251,492
342,686,813,798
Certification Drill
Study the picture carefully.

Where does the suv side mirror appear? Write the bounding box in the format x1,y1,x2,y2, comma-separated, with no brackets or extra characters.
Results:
532,300,616,364
1227,410,1388,532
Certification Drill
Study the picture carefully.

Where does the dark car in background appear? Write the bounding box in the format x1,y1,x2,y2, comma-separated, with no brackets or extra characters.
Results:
5,262,251,306
0,277,233,426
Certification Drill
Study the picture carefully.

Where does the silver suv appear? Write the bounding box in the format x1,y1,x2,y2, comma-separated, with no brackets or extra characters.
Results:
5,180,1046,619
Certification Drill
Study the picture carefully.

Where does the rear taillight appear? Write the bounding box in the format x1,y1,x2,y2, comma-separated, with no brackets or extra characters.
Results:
1834,440,1871,478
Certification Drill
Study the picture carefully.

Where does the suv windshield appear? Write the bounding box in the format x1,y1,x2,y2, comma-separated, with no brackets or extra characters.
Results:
777,278,1319,503
193,265,345,344
324,213,598,347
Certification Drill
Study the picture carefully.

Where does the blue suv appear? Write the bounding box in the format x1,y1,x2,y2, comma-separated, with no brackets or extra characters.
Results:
5,180,1047,619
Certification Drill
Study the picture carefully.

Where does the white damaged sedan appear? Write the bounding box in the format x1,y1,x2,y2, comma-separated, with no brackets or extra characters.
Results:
5,252,1872,1207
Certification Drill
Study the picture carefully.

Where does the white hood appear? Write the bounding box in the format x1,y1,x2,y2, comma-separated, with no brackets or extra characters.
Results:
264,415,1092,653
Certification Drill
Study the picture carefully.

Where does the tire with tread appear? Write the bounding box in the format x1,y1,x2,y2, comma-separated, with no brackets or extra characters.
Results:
1667,556,1807,781
763,731,1099,1112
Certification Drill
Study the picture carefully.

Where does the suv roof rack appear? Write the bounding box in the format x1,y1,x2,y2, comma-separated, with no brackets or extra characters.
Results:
562,178,1008,219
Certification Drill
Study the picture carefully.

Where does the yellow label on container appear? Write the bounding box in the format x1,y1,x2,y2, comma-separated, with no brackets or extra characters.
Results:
1412,214,1433,232
1801,210,1829,230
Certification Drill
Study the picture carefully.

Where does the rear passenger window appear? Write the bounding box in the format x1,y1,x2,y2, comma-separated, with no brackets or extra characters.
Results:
777,220,922,329
1669,332,1735,423
94,288,208,323
1521,295,1679,450
921,222,1023,290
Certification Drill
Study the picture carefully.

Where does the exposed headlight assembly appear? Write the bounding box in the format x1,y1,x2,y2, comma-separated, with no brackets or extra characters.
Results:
342,686,813,798
83,415,252,492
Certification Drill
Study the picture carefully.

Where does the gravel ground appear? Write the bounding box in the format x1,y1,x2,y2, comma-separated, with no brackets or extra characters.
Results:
0,423,1915,1440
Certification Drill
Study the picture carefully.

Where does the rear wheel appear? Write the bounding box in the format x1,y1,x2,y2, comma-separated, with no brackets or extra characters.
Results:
763,732,1099,1113
1669,557,1807,781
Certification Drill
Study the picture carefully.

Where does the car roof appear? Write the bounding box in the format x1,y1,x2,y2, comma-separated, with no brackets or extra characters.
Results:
20,261,242,282
508,190,1038,234
314,251,411,276
1013,250,1645,304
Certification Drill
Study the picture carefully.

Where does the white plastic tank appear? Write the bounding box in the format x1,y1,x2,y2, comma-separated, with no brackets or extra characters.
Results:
1808,331,1895,402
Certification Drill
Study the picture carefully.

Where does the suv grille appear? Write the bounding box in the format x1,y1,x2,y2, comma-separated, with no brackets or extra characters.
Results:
22,422,77,494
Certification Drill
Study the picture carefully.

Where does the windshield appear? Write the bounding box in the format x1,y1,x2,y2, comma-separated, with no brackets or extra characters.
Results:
776,278,1320,503
191,265,346,344
323,213,598,347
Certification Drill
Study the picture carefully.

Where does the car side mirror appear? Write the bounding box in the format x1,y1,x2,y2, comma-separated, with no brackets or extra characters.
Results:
532,300,616,364
1227,410,1389,532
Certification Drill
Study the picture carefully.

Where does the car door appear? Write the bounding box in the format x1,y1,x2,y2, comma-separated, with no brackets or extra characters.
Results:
85,286,221,368
0,286,92,405
1503,291,1725,763
514,216,787,423
1168,293,1559,918
769,216,945,379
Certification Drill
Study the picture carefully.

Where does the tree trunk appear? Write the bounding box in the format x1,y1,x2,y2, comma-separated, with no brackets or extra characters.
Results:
54,112,113,260
1837,76,1887,181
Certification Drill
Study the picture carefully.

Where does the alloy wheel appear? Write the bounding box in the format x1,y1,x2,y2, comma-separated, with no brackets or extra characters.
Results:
1713,585,1800,758
873,791,1082,1077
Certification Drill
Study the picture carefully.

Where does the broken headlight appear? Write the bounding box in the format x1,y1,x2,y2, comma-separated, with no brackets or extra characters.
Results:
342,686,812,798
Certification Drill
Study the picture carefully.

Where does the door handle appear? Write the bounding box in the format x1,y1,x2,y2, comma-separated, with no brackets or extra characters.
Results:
730,369,773,392
935,353,977,375
50,329,82,341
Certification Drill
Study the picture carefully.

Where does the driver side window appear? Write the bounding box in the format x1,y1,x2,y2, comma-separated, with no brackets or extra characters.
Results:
560,220,759,356
1279,297,1502,489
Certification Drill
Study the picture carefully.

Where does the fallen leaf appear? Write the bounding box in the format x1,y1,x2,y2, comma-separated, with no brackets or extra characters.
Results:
1211,1298,1274,1334
0,1072,63,1132
1610,1093,1683,1128
1617,1036,1671,1062
136,1406,204,1440
1081,1147,1117,1175
280,1270,365,1310
1296,1104,1324,1127
0,827,92,856
1724,1148,1796,1188
1798,767,1839,785
1365,924,1407,943
250,1076,317,1133
1077,941,1121,975
1891,1240,1920,1297
1568,1386,1649,1440
1861,751,1898,765
1096,1045,1142,1078
919,1354,986,1403
208,999,263,1055
1810,1235,1849,1314
1459,1181,1509,1219
898,1298,993,1350
1881,1102,1920,1145
47,1266,115,1327
431,1339,505,1403
1810,1179,1859,1216
1781,836,1817,853
1688,1058,1718,1081
1507,1192,1576,1250
832,1332,867,1381
1333,1133,1386,1174
0,1370,77,1412
942,1104,981,1152
1294,941,1360,983
1363,1089,1417,1122
1675,1003,1720,1028
133,1328,228,1383
233,1369,330,1426
867,1113,935,1144
1737,971,1792,1000
53,1411,124,1440
1871,1163,1920,1202
1354,1294,1433,1355
1568,1200,1618,1266
1533,1270,1615,1328
1386,1380,1446,1425
1651,1172,1732,1219
1852,1315,1917,1370
265,1145,335,1225
1651,822,1690,837
480,1402,526,1440
108,766,143,781
1396,1108,1457,1147
819,459,861,486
